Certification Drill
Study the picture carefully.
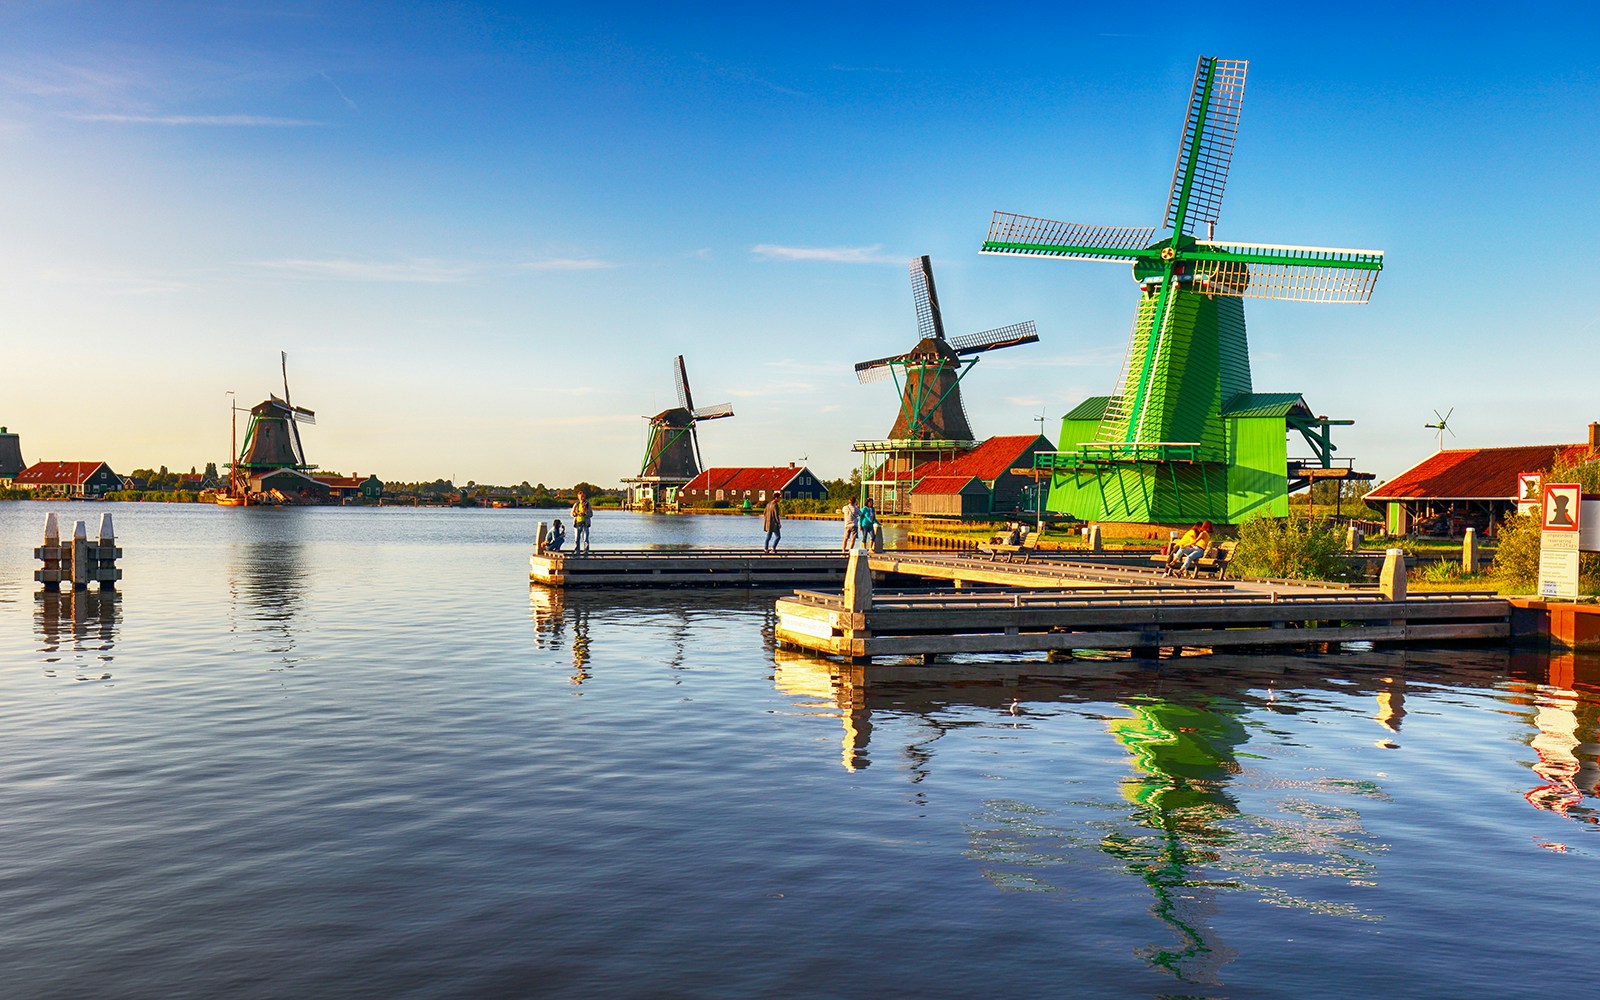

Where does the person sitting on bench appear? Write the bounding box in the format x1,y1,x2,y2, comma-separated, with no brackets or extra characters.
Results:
1166,522,1200,573
1176,521,1213,575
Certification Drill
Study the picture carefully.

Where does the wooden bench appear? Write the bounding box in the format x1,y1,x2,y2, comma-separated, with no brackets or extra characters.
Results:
1149,540,1236,579
978,532,1042,564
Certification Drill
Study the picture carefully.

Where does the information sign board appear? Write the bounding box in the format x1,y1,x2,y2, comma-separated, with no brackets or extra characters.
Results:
1539,483,1582,600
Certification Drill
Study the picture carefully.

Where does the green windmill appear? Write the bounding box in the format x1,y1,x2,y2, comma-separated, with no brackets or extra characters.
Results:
982,56,1383,525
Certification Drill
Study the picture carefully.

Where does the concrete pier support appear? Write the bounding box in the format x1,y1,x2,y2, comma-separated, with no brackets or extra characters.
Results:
1462,528,1479,573
1380,548,1407,601
1087,524,1103,552
844,547,873,613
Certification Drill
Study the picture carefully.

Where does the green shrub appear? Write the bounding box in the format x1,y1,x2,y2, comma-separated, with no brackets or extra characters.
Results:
1492,507,1600,594
1232,515,1350,581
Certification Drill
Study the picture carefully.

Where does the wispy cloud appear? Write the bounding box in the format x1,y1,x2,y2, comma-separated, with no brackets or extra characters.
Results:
35,267,185,295
728,380,819,397
72,113,322,126
519,257,616,271
751,244,900,265
252,258,479,283
320,71,358,112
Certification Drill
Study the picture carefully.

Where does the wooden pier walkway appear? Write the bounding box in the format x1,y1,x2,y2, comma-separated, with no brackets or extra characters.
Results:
530,548,853,588
769,549,1510,661
775,584,1510,661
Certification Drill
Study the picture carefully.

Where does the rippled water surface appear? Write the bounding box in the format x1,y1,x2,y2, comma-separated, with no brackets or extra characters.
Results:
2,501,1597,998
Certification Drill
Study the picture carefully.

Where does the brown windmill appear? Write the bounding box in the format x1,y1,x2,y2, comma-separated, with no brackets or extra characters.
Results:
622,355,733,512
852,256,1038,510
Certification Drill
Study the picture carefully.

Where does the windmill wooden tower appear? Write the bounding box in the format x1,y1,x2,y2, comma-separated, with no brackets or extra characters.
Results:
232,352,317,498
853,255,1037,512
982,56,1383,524
622,355,733,512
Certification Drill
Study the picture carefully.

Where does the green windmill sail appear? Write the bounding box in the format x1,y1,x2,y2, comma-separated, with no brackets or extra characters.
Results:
982,57,1384,524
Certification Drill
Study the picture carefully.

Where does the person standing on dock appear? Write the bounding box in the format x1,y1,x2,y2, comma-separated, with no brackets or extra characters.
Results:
858,498,878,549
763,492,783,552
841,498,858,550
571,492,593,554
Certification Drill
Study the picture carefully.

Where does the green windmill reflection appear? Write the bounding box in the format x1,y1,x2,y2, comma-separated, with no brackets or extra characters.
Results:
1103,697,1250,983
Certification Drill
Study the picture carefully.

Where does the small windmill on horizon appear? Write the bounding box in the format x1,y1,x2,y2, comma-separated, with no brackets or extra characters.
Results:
621,355,733,512
1425,408,1456,451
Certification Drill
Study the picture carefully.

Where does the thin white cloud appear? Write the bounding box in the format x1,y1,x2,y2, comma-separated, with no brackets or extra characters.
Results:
320,71,358,112
519,258,616,271
751,244,900,265
35,267,185,295
727,381,817,397
252,258,479,283
72,113,322,126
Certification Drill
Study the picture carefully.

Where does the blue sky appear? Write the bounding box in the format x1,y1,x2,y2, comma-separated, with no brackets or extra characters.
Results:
2,1,1597,486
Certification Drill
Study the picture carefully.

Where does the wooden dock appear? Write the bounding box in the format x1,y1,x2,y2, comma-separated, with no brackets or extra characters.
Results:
775,585,1510,661
772,549,1511,661
530,548,853,588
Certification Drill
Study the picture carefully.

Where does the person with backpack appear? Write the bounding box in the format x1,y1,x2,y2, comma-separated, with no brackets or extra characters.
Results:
841,498,859,550
570,491,593,554
857,498,879,550
762,492,783,552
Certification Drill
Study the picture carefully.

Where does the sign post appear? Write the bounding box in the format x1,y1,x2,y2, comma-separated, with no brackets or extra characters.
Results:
1538,483,1582,600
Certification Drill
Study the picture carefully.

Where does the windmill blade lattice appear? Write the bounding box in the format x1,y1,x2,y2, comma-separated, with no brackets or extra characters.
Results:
1165,57,1248,236
984,213,1159,261
692,402,734,420
854,357,901,384
910,255,946,341
1192,241,1384,303
951,320,1039,355
674,355,694,412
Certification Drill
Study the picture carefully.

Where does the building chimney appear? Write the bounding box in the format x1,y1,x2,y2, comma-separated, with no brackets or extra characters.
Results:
1591,422,1600,452
789,462,795,468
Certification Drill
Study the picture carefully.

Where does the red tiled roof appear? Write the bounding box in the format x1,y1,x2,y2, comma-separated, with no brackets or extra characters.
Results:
1367,444,1592,501
15,461,110,485
910,474,983,496
313,475,364,489
684,467,813,493
911,435,1048,483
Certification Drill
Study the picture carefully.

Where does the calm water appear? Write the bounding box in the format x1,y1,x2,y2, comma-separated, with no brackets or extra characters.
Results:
1,501,1596,998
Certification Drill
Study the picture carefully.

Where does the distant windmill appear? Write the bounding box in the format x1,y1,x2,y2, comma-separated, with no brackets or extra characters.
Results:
237,351,317,477
637,355,733,481
855,255,1038,443
1424,408,1455,451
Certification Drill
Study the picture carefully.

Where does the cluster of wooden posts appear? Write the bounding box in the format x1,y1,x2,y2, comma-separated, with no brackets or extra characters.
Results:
34,512,122,592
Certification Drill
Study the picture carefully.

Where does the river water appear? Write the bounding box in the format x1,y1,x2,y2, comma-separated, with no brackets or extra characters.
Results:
1,501,1595,998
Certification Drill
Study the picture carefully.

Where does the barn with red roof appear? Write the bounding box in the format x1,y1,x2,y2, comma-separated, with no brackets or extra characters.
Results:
907,434,1053,517
14,461,123,497
1366,423,1599,535
679,465,827,508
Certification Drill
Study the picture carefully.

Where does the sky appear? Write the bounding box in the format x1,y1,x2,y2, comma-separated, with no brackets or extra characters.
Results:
2,1,1597,487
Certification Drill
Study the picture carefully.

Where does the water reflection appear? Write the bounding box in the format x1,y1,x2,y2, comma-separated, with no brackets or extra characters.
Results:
35,590,120,680
530,587,591,686
228,528,306,668
1509,650,1600,825
531,589,768,690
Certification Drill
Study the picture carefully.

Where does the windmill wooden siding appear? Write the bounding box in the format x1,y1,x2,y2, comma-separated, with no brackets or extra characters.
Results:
0,427,26,484
14,461,122,497
680,466,826,507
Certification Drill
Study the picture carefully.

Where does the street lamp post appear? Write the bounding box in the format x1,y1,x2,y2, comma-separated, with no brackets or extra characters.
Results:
1034,412,1047,529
